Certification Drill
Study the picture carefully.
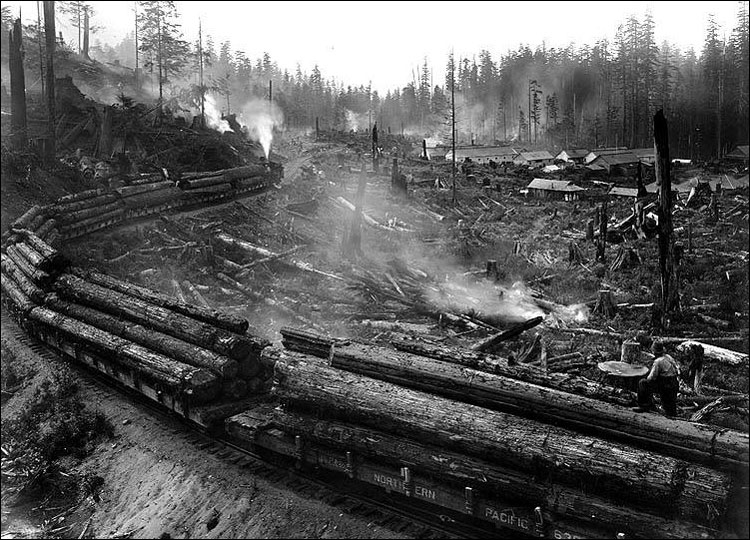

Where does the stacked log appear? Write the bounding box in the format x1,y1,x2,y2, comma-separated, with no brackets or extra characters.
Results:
53,273,267,362
280,329,748,469
27,306,220,403
230,405,724,539
71,267,249,334
271,351,734,528
282,328,634,407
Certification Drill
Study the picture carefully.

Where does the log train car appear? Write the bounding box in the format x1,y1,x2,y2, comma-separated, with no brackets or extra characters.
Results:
1,162,748,540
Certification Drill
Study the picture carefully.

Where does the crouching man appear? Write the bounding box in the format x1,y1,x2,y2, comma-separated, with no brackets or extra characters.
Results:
633,340,680,417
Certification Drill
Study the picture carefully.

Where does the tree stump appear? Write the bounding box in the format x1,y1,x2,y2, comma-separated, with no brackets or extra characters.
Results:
621,340,641,365
586,219,594,241
486,260,498,280
594,289,617,319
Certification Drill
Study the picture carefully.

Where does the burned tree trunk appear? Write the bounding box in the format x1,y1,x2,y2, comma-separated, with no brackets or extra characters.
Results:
97,106,114,159
70,267,249,334
9,18,27,149
655,109,679,327
43,0,56,164
596,200,608,262
342,173,367,259
472,316,544,352
54,273,266,361
272,352,732,522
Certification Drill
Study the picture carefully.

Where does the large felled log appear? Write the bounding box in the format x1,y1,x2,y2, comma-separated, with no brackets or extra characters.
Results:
60,208,126,233
54,273,266,362
57,201,124,224
1,253,45,302
11,206,42,231
71,267,249,334
120,187,182,210
115,180,174,198
34,219,58,240
44,293,238,379
12,230,68,270
56,188,107,205
1,273,36,315
676,341,748,367
181,165,267,181
272,352,733,524
50,188,120,216
390,337,634,407
215,233,344,281
236,406,726,538
283,336,747,468
5,245,53,285
29,306,219,403
179,182,233,195
472,316,544,352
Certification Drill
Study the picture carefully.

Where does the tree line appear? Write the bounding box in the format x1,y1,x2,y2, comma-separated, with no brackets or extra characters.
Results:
2,1,747,160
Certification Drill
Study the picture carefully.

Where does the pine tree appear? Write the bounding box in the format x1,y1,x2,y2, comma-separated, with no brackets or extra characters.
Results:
137,0,191,113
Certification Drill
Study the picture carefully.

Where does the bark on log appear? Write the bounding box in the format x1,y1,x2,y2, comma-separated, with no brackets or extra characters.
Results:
1,253,45,303
472,316,544,352
115,181,174,198
51,192,120,214
57,201,124,224
34,219,58,240
181,165,267,181
11,206,43,231
179,183,233,195
26,214,46,233
5,245,53,285
119,188,182,211
59,208,126,233
215,233,344,281
44,293,238,379
54,273,266,361
56,188,108,205
1,273,36,315
389,338,635,406
71,267,249,334
12,229,68,270
272,352,733,523
241,406,726,537
28,306,220,403
676,341,748,368
283,337,747,468
222,379,248,400
97,106,113,159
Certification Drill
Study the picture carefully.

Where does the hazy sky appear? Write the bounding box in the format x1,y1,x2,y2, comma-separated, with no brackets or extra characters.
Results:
1,1,743,92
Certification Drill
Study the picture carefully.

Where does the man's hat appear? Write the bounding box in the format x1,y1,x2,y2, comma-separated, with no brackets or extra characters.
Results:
651,340,665,355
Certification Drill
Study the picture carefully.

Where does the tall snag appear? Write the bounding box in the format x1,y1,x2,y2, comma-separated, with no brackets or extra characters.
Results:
9,18,27,149
43,0,56,164
654,109,679,327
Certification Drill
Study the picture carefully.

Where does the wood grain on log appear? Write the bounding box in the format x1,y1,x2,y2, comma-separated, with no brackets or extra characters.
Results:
44,294,239,379
5,245,53,285
1,273,36,315
1,253,45,303
272,352,733,523
71,267,249,334
28,306,219,403
54,273,266,361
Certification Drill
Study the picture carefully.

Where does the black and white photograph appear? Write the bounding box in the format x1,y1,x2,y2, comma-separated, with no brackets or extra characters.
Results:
0,1,748,538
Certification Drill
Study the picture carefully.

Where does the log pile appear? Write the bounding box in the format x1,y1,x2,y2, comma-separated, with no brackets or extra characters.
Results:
266,349,743,538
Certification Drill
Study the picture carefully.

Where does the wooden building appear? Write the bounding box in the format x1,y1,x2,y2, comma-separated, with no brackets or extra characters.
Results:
444,145,518,164
513,150,555,168
554,149,589,164
525,178,585,201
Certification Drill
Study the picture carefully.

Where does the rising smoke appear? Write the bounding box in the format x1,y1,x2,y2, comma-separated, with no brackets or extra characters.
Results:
237,100,285,158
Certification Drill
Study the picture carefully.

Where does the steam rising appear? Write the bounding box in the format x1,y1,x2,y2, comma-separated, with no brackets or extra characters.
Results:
238,100,285,158
204,95,231,133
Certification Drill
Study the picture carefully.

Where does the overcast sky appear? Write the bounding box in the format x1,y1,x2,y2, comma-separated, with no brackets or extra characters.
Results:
1,1,742,92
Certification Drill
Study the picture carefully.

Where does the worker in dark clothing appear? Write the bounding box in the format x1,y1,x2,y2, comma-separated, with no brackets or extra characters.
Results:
633,340,680,416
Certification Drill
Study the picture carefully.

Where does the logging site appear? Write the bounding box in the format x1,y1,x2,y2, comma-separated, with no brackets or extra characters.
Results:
1,1,749,539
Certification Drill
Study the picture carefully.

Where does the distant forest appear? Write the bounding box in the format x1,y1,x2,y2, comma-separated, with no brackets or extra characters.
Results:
2,1,748,160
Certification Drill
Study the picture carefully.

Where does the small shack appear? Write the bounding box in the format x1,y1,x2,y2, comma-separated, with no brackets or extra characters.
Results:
525,178,585,201
555,149,589,165
589,152,640,175
513,150,555,168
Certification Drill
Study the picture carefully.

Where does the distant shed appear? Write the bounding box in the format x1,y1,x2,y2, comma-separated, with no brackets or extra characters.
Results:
555,149,589,164
513,150,555,167
526,178,585,201
445,146,518,164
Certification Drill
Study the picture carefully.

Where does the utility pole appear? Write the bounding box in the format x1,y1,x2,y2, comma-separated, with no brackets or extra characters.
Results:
43,0,56,164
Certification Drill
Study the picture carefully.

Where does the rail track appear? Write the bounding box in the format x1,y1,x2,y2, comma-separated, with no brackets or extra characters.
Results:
1,310,502,539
